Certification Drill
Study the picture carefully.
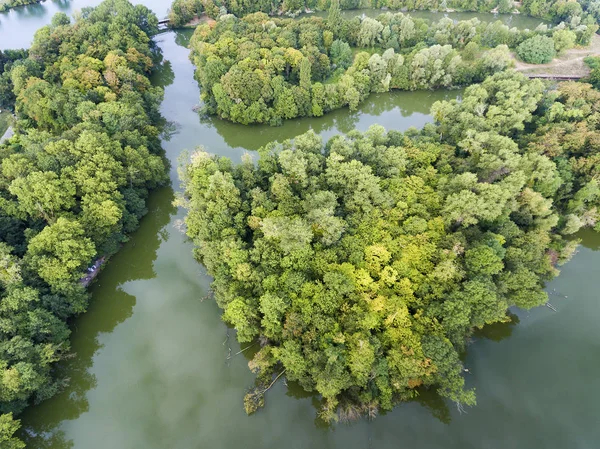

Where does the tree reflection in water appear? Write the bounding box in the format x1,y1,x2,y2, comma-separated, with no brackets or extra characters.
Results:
21,187,176,448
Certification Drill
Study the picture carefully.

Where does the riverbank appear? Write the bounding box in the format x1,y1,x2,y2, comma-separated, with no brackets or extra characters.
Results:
14,20,600,449
0,0,41,13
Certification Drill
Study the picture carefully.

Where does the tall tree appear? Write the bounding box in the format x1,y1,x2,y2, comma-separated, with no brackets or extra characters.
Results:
327,0,341,37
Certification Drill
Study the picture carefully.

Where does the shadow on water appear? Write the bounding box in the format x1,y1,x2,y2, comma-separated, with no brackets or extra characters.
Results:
51,0,73,11
198,88,457,152
174,28,193,48
572,228,600,251
20,186,176,448
473,312,520,343
17,25,600,449
151,58,175,89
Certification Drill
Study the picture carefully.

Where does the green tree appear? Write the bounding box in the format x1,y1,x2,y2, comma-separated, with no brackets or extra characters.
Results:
552,28,576,54
327,0,342,37
0,0,167,440
0,414,25,449
516,35,556,64
26,218,96,294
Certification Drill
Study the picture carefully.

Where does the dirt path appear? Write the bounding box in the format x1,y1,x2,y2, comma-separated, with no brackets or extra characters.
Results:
184,14,216,28
513,34,600,78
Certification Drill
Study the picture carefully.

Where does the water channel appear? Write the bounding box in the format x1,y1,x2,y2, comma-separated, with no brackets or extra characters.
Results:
1,2,598,448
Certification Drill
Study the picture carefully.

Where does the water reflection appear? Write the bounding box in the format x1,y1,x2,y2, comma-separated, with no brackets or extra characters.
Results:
474,312,520,343
0,0,171,50
17,26,600,449
573,228,600,251
174,28,193,48
200,89,457,152
152,59,175,88
21,187,176,447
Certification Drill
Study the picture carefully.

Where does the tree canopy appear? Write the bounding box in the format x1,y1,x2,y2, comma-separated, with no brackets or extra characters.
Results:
167,0,600,32
516,35,556,63
0,0,167,443
189,7,594,125
181,71,599,421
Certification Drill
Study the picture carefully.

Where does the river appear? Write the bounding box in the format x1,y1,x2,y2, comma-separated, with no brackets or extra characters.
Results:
1,3,598,449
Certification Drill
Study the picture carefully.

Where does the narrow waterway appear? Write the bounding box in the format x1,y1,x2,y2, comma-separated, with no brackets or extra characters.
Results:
1,3,598,449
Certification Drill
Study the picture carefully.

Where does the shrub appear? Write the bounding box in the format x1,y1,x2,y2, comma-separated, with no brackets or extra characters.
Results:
516,35,556,64
552,28,576,53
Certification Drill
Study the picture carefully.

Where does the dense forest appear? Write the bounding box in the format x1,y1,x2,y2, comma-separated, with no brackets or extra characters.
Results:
169,0,600,27
1,0,598,443
0,0,167,445
181,70,600,421
188,3,596,125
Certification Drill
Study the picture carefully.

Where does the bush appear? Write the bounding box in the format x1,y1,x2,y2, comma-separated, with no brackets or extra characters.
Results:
516,35,556,64
552,28,576,54
584,56,600,89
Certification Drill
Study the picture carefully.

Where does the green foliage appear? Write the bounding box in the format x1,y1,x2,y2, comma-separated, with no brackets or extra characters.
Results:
585,56,600,89
168,0,204,27
171,0,599,47
0,0,167,437
183,71,598,421
497,0,514,13
189,12,531,125
552,28,576,54
178,0,590,19
0,111,13,138
518,0,597,45
520,0,600,39
0,50,29,112
327,0,342,37
0,413,24,449
516,35,556,64
330,40,353,69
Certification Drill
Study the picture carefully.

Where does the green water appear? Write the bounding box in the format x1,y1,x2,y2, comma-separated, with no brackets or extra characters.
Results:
1,4,598,449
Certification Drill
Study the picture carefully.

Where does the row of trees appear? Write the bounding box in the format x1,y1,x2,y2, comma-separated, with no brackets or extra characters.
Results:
189,8,592,125
522,0,600,27
0,0,39,13
180,70,600,422
168,0,585,23
168,0,600,27
0,0,168,445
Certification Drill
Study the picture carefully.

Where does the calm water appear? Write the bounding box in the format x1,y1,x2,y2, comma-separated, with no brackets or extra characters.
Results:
0,3,597,449
0,0,170,50
1,3,545,50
